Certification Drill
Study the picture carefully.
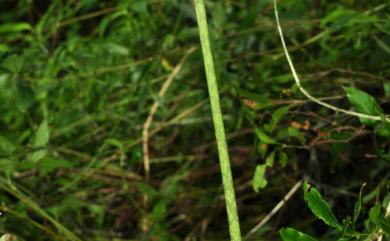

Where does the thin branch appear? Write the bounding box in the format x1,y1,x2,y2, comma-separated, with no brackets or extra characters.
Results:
245,180,302,240
273,0,390,123
58,7,117,27
142,47,196,180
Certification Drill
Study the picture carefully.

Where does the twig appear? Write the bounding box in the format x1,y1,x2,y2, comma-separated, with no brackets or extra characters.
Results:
73,58,153,79
129,100,208,149
141,50,196,233
58,7,117,27
271,95,345,106
273,0,390,123
309,125,368,147
244,180,302,239
303,68,388,82
142,47,196,180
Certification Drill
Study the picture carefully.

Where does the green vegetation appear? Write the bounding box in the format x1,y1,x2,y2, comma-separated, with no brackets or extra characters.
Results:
0,0,389,240
280,182,390,241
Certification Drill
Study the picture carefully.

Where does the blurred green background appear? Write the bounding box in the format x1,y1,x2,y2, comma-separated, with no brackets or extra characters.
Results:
0,0,389,240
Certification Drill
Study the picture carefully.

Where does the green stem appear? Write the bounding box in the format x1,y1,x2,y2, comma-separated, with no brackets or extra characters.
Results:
193,1,242,241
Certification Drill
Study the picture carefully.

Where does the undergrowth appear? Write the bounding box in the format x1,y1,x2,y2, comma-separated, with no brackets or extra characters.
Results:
0,1,389,240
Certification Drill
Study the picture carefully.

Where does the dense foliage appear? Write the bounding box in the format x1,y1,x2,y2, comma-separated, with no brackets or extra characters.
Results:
0,0,389,240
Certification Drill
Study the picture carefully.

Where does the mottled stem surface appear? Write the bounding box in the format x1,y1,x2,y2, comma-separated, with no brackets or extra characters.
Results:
193,0,242,240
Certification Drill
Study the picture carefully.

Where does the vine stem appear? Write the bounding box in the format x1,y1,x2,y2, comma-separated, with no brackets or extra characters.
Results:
193,0,242,240
273,0,390,123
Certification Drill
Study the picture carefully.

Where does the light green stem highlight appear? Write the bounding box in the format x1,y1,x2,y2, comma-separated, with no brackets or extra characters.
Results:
194,0,242,240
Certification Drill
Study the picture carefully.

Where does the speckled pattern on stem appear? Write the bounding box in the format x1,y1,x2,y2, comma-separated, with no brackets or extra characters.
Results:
194,0,242,240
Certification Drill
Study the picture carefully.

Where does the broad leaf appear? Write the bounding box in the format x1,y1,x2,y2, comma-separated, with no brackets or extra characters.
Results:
16,82,35,112
344,87,383,126
151,201,167,222
377,122,390,138
369,203,390,235
280,227,319,241
265,105,291,133
30,119,50,163
105,42,130,56
279,151,288,167
252,164,268,192
0,136,15,153
377,217,390,236
0,22,31,33
255,128,278,144
303,182,343,231
265,151,275,167
1,54,24,73
39,158,73,176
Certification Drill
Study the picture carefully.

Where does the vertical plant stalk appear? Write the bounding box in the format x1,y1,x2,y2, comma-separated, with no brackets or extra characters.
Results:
194,1,242,240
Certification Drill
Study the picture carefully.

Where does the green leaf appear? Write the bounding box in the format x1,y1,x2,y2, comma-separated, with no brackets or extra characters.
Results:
39,158,74,176
0,44,10,53
368,204,381,224
151,201,167,222
303,182,343,231
255,127,278,144
374,36,390,55
0,22,32,33
16,82,35,112
30,119,50,163
265,105,291,133
1,54,24,73
369,203,381,217
137,183,159,199
0,136,15,153
369,203,390,235
0,159,15,173
279,151,288,167
131,2,149,15
280,227,319,241
212,3,227,28
88,204,105,227
384,82,390,98
344,87,383,126
341,216,353,234
288,127,306,145
238,89,272,110
377,122,390,138
377,217,390,236
105,42,130,56
337,238,353,241
252,164,268,192
265,151,275,167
